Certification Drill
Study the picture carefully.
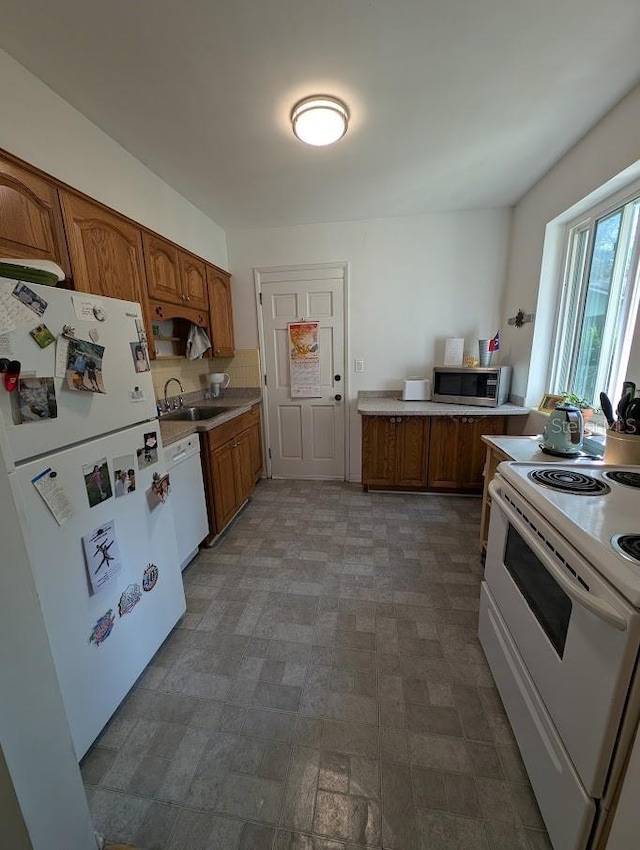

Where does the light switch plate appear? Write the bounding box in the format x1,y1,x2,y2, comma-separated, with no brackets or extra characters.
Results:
355,359,365,372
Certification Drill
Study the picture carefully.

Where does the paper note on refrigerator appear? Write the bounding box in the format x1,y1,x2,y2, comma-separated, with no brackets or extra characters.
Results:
55,335,70,378
0,286,39,334
83,520,123,594
32,467,75,526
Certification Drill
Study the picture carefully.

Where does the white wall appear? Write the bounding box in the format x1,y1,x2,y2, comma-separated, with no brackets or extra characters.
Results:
501,81,640,404
227,210,511,479
0,49,227,268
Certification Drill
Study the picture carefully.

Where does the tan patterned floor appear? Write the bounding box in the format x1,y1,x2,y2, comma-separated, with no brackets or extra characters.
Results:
82,479,551,850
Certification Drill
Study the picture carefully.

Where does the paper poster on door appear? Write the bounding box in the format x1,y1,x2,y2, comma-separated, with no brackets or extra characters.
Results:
288,321,321,398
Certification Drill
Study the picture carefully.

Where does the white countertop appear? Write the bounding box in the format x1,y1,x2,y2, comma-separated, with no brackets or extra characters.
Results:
357,398,529,417
482,434,605,463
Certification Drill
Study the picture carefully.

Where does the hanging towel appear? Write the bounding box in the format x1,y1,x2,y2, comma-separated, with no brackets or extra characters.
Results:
186,324,211,360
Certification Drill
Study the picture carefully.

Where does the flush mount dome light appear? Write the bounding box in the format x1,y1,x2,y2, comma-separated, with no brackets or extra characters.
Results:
291,96,349,146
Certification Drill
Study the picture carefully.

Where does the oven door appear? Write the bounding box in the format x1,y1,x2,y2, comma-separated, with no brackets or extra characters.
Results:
483,478,640,796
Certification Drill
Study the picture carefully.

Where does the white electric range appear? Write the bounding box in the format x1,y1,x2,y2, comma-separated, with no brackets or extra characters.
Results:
480,462,640,850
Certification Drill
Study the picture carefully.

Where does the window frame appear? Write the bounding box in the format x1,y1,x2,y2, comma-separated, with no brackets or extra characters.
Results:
548,179,640,412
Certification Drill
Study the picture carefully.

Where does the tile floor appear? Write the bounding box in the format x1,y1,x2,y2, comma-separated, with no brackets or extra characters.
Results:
82,480,551,850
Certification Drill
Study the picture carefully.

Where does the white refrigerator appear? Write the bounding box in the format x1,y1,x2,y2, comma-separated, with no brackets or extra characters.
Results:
0,276,185,759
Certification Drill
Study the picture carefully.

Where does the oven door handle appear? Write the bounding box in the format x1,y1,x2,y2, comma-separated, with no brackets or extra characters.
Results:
490,483,628,632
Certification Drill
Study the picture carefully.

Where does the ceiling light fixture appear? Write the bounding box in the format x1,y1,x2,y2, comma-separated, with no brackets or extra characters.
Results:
291,96,349,146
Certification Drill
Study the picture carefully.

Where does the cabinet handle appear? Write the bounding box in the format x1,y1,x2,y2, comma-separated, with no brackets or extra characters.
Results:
390,417,396,424
397,416,402,423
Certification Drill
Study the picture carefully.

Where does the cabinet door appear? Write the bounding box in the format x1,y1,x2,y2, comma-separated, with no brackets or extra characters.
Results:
60,192,147,304
428,415,507,490
234,428,255,505
142,232,182,305
395,417,430,487
210,440,239,530
180,252,208,311
462,416,506,489
247,416,263,482
362,416,396,487
427,417,462,489
0,157,70,276
207,266,235,357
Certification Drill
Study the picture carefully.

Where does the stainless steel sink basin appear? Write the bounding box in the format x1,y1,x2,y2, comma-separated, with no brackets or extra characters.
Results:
160,406,233,422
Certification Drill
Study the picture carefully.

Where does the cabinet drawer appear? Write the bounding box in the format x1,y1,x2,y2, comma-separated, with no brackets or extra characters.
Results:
208,405,259,452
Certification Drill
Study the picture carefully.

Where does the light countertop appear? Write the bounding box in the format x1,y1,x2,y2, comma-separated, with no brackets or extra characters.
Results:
482,434,605,463
357,397,530,417
159,391,262,447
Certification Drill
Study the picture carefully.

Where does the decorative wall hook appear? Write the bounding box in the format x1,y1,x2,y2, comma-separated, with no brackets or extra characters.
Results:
507,309,534,328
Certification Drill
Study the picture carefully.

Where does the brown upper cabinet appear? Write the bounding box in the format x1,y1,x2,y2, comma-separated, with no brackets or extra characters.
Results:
207,266,235,357
143,232,208,312
0,158,70,276
60,191,148,305
1,149,235,363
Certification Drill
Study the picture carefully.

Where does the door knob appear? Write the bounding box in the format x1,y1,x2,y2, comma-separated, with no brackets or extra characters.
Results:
334,374,341,381
334,394,342,401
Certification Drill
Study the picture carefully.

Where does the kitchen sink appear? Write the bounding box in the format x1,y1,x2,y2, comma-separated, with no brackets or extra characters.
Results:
160,406,233,422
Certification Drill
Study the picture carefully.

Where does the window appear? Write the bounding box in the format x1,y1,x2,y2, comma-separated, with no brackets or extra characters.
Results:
550,189,640,409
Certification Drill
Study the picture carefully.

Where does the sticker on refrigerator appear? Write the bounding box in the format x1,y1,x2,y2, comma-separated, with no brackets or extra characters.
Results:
142,563,159,592
65,338,106,393
113,454,136,497
11,282,47,317
31,467,75,526
83,520,123,594
119,583,142,616
82,457,113,507
17,377,58,422
89,610,115,646
29,323,56,349
0,334,12,356
137,431,158,468
130,342,150,373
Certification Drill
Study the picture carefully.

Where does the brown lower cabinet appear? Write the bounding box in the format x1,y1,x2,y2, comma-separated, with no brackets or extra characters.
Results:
361,413,507,492
362,415,430,490
201,405,263,539
427,415,506,490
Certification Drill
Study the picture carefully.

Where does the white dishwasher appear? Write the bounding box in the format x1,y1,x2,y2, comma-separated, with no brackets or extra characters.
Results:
164,434,209,571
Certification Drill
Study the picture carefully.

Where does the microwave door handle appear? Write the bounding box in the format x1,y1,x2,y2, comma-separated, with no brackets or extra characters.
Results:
490,484,628,632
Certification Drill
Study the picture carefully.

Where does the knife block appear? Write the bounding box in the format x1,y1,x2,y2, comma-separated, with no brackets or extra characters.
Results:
604,432,640,465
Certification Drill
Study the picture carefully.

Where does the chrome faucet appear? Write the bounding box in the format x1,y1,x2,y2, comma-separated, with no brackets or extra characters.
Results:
162,377,185,411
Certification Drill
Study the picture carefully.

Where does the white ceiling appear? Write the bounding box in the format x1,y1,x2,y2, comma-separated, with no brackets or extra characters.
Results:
2,0,640,230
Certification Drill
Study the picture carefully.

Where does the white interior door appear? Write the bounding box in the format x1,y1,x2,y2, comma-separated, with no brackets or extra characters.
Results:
257,265,346,479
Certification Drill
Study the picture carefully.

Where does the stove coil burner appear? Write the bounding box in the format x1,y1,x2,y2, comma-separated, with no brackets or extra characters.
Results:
611,534,640,564
528,468,611,495
603,470,640,490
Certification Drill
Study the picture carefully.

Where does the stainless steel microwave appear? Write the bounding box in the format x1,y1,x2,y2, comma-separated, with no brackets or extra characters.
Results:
432,366,512,407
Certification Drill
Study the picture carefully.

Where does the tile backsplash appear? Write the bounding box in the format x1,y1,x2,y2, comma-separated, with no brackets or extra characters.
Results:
150,348,261,398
